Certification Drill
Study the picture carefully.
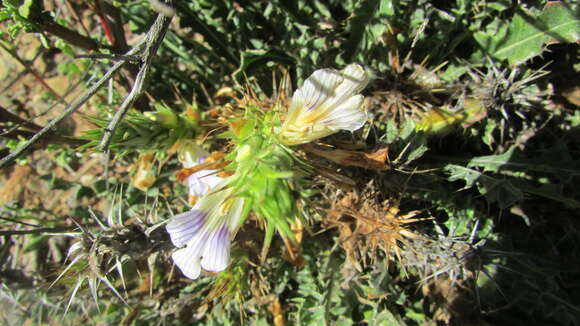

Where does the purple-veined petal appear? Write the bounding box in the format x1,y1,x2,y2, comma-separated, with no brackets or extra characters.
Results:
278,64,369,145
331,64,368,103
320,95,366,131
171,245,203,280
294,68,343,113
200,226,230,272
166,209,207,247
167,182,248,280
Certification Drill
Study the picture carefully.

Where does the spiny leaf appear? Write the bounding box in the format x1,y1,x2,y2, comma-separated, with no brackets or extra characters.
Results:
475,2,580,65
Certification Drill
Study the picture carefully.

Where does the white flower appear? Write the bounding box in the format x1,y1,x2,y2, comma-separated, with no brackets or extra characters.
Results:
277,63,369,146
166,184,246,280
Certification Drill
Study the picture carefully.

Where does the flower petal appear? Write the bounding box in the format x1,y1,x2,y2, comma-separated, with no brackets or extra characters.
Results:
187,169,223,197
319,94,366,131
278,64,369,145
222,197,245,231
179,141,210,168
166,209,207,247
171,245,202,280
335,64,369,98
200,226,230,272
292,68,343,113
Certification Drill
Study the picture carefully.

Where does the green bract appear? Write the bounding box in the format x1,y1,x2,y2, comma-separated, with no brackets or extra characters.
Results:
224,104,309,253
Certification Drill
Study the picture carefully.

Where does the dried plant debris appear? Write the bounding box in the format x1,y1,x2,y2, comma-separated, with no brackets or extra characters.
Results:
327,184,429,276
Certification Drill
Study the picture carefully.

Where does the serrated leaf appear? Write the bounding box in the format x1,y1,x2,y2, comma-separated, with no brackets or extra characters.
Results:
467,147,516,173
475,2,579,65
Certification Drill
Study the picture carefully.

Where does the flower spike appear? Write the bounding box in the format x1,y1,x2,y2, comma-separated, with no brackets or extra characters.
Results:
278,63,369,145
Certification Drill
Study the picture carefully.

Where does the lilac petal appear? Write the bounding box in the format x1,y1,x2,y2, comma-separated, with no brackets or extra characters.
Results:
200,226,230,272
166,210,206,247
179,142,210,168
172,245,202,280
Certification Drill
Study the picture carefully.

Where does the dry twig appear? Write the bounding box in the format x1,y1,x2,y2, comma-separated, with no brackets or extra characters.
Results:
98,9,173,151
0,3,174,169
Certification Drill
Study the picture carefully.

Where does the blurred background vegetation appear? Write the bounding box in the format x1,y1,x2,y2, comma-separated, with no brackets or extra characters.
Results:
0,0,579,325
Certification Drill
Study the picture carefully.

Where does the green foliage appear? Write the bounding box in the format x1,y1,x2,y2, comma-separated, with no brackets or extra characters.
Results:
444,144,580,209
81,103,199,154
0,0,41,37
474,2,580,65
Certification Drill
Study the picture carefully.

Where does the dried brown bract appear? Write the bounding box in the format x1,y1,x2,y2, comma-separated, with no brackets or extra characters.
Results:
327,185,429,275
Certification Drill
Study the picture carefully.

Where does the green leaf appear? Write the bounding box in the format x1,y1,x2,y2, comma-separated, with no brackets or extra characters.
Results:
515,182,580,209
474,3,579,65
24,235,48,252
445,164,524,209
343,0,392,61
0,9,11,21
467,145,580,183
18,0,38,19
467,147,516,173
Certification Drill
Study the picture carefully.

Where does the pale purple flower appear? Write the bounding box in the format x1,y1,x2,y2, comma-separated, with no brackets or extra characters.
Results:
166,184,246,280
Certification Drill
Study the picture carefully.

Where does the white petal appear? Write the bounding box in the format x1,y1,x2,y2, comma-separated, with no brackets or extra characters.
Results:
337,64,369,96
292,68,343,113
166,209,207,247
200,226,230,272
320,95,366,132
225,197,246,231
172,245,202,280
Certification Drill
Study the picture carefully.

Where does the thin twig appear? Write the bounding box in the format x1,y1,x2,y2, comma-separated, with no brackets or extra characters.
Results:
75,53,142,62
1,128,87,147
0,106,43,131
0,226,75,236
0,216,42,228
0,48,44,93
98,8,173,151
39,17,108,52
0,41,145,169
0,3,173,168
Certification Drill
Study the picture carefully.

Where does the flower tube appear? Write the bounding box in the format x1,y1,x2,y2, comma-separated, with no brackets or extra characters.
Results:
277,63,369,146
